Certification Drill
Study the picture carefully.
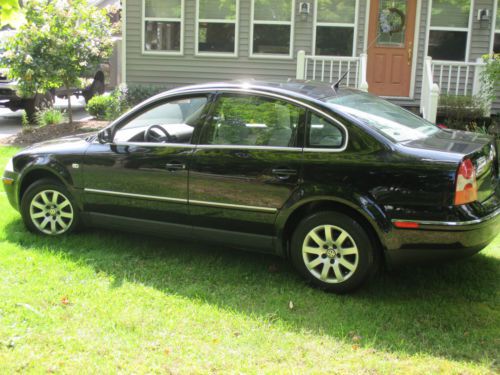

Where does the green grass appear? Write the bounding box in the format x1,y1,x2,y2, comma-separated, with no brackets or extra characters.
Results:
0,145,499,374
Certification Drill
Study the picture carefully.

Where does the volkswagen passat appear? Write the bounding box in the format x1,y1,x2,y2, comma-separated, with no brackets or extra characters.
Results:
3,81,499,293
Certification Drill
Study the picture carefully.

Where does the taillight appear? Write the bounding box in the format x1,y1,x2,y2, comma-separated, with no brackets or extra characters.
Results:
454,158,478,205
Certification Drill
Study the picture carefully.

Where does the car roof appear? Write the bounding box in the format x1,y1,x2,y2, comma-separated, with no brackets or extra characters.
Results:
162,80,359,102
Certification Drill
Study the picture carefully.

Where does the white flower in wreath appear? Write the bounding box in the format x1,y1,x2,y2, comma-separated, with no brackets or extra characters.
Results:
379,9,391,33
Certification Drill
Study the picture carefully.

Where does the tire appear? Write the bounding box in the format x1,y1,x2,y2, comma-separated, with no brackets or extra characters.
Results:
290,211,375,293
20,179,80,236
25,92,54,123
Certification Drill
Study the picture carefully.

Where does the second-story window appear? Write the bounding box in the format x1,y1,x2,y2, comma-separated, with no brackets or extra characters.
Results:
144,0,183,54
196,0,239,56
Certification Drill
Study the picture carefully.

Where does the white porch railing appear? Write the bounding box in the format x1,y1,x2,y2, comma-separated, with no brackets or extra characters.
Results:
422,57,489,123
296,50,368,91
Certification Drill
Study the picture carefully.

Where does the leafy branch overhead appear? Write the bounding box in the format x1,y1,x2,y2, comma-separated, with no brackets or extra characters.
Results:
1,0,113,122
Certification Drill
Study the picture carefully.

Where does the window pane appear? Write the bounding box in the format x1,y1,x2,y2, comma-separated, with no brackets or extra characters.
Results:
428,30,467,60
309,114,343,148
198,23,235,53
317,0,355,23
315,26,353,56
253,25,290,55
377,0,407,46
145,21,181,51
145,0,182,18
199,0,236,20
206,95,302,147
497,9,500,31
254,0,292,22
431,0,470,28
114,97,208,143
494,33,500,54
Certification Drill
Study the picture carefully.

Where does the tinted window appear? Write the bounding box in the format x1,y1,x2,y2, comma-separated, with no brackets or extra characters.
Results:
308,113,344,148
204,95,303,147
114,97,208,143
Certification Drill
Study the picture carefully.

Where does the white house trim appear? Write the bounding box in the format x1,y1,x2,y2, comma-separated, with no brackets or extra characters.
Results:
363,0,370,53
195,0,239,58
249,0,295,59
141,0,184,56
122,0,126,84
490,0,498,54
425,0,474,62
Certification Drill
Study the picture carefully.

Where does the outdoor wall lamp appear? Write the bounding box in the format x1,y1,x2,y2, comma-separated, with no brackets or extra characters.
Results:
299,2,311,21
477,9,490,22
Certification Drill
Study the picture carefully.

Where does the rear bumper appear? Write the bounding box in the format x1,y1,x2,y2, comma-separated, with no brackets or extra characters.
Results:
385,207,500,267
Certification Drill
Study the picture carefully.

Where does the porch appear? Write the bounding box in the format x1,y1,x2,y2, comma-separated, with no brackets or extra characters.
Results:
295,51,490,124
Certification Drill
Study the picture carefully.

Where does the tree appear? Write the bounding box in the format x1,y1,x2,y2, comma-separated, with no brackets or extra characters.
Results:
0,0,23,29
2,0,113,123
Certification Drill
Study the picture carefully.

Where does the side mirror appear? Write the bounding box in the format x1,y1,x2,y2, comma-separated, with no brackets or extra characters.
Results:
97,128,113,144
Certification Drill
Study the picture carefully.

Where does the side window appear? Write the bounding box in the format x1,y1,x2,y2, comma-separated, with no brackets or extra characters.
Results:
204,95,303,147
308,113,344,148
113,96,208,143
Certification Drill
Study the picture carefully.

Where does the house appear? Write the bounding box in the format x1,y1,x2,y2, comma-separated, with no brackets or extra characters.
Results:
121,0,500,122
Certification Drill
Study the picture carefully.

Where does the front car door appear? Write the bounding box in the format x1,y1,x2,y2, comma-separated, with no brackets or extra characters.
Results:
188,91,306,251
82,94,212,233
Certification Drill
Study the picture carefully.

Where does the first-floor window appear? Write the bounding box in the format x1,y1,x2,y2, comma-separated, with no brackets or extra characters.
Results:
494,7,500,53
315,0,356,56
144,0,183,53
251,0,294,57
197,0,238,55
427,0,471,61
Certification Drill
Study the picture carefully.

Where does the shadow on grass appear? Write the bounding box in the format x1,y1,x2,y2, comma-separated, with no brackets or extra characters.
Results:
4,218,500,365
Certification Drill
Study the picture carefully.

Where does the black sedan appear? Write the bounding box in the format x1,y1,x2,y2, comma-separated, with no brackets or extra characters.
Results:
3,81,499,293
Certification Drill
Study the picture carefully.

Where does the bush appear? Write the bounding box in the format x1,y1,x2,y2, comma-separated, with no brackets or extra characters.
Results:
86,90,127,121
37,108,66,126
124,84,166,107
438,94,486,131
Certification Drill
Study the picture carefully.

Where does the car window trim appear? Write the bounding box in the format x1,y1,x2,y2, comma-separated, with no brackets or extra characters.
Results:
304,109,348,151
195,89,348,152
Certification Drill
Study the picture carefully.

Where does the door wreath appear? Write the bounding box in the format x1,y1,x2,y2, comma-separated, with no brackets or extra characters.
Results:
379,7,405,35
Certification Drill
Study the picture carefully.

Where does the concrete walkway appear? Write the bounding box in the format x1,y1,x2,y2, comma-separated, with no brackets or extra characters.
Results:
0,96,91,144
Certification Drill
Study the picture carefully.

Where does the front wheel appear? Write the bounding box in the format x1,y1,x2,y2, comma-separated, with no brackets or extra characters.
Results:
21,179,80,236
290,211,376,293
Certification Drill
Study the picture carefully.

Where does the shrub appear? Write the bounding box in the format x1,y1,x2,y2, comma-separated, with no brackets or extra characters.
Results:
37,108,66,126
438,94,486,131
86,90,127,120
125,84,166,107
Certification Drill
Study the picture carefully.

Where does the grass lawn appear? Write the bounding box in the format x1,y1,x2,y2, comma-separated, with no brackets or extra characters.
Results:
0,145,498,374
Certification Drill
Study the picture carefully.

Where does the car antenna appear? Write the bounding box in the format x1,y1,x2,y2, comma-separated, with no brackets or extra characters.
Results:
332,71,349,91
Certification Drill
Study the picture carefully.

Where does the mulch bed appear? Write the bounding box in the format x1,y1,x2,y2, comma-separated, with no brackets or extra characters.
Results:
2,119,109,146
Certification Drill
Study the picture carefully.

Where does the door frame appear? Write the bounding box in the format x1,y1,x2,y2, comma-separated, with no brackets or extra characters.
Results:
363,0,422,99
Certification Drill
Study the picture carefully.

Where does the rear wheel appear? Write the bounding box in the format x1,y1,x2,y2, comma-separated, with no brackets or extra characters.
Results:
290,211,375,293
21,179,80,236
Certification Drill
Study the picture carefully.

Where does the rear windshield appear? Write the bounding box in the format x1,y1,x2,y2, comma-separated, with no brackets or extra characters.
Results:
324,91,440,142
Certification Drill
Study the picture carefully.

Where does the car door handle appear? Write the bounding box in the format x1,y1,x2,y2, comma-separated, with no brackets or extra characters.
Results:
165,163,186,171
272,168,297,180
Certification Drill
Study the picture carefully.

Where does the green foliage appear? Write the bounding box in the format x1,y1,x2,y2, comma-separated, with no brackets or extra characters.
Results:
20,110,29,127
438,94,486,131
0,0,23,28
481,53,500,102
37,108,66,127
1,0,113,122
86,90,127,121
124,84,166,107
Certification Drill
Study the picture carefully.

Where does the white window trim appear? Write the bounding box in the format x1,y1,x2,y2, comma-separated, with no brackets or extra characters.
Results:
141,0,184,56
425,0,474,62
195,0,239,57
249,0,295,59
312,0,359,57
490,0,498,54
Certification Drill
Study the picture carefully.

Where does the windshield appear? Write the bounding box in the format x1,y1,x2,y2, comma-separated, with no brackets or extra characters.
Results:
324,91,440,142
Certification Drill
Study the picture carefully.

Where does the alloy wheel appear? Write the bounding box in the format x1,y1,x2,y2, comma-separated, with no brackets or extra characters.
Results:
29,189,74,235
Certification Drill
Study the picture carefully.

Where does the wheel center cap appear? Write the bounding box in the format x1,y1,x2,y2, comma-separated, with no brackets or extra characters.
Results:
49,208,56,215
326,249,336,258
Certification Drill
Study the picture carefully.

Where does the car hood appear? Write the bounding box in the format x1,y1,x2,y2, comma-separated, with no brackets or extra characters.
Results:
18,133,93,156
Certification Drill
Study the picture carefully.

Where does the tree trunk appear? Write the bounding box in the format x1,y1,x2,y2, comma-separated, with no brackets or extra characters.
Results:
66,85,73,124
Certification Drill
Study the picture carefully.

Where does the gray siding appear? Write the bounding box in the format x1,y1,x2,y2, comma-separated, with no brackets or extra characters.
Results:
125,0,499,113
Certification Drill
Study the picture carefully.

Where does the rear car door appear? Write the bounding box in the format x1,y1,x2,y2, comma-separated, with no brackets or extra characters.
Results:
83,94,212,233
188,92,306,251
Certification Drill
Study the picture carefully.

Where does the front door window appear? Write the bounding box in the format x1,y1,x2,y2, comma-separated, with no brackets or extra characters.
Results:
377,0,407,46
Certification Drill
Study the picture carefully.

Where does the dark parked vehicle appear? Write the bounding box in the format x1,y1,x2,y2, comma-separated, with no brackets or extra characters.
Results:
3,81,499,292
